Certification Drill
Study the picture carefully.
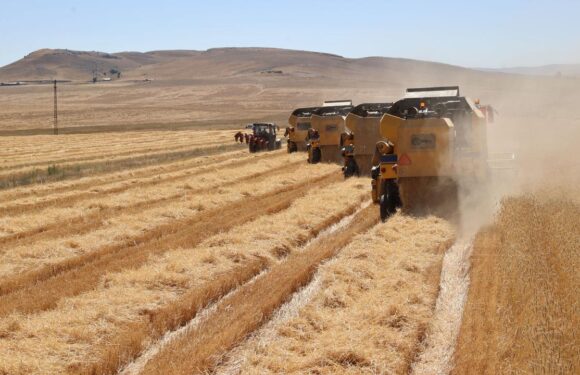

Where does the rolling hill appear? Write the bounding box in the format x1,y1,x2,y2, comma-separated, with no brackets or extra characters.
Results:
0,47,488,83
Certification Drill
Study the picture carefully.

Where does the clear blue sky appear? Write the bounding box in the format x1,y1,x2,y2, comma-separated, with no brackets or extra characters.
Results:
1,0,579,68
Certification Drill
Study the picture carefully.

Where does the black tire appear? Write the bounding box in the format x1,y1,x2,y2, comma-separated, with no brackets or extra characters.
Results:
343,157,359,178
287,141,297,153
311,148,321,164
379,180,400,221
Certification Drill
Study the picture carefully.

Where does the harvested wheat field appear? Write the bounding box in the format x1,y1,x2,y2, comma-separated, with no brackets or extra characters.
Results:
0,123,577,375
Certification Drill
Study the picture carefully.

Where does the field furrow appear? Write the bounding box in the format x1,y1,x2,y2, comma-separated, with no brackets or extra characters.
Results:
214,214,455,375
0,169,341,316
0,149,275,216
0,130,234,163
0,149,249,203
0,152,297,243
0,142,246,189
0,178,368,375
137,204,378,375
0,138,231,172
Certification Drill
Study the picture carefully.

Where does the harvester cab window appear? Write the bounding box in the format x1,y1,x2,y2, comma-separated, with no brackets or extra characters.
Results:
297,122,310,130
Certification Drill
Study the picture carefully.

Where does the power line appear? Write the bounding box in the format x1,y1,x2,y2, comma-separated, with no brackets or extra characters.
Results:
53,80,58,135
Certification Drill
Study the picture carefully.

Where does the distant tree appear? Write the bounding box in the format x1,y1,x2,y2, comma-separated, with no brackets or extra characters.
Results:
110,68,120,75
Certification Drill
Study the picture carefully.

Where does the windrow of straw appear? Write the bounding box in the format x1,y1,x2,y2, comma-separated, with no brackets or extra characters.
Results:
0,177,368,375
215,213,455,374
140,205,380,375
0,171,341,317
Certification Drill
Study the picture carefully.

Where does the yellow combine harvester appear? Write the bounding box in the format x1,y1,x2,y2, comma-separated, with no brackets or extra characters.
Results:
286,107,320,153
342,102,393,177
372,86,494,220
307,100,354,164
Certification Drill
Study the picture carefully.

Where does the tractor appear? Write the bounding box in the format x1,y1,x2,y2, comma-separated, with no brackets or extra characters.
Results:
286,107,320,153
372,86,497,221
342,102,393,178
235,123,282,153
307,101,354,164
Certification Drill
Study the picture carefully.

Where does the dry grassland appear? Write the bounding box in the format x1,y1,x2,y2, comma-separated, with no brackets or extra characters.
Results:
215,213,455,374
452,194,579,374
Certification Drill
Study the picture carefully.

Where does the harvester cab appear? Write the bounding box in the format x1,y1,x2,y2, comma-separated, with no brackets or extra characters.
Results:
239,123,282,153
343,102,393,178
373,86,493,220
307,100,354,164
287,107,320,153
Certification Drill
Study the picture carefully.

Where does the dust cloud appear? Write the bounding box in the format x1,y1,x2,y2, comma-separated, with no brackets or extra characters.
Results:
457,74,580,237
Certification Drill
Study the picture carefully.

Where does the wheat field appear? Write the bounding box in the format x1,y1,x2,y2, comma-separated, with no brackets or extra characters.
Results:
452,193,579,374
0,126,577,375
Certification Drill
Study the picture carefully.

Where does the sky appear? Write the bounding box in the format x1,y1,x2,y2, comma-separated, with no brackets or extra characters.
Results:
1,0,579,69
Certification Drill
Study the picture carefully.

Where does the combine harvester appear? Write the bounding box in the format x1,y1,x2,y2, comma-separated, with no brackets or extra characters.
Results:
234,123,282,153
371,86,509,220
286,107,320,153
342,102,393,178
306,100,354,164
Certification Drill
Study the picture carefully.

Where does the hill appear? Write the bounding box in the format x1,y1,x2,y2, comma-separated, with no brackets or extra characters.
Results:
0,47,489,83
0,47,578,148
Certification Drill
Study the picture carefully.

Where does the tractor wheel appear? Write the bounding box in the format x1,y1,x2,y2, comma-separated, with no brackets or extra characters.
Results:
311,148,321,164
379,179,399,221
343,157,359,178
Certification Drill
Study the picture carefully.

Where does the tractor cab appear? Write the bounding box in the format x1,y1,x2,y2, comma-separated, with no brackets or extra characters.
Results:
235,122,282,153
252,123,277,136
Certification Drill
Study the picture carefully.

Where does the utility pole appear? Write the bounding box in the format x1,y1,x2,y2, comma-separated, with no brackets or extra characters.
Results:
53,80,58,135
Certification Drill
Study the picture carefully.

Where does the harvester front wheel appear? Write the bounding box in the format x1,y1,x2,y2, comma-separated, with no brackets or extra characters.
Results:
379,180,399,221
287,141,297,153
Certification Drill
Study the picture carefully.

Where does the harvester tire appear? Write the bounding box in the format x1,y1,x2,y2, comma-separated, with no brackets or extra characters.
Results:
343,157,359,178
310,148,321,164
379,180,399,221
287,141,297,153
